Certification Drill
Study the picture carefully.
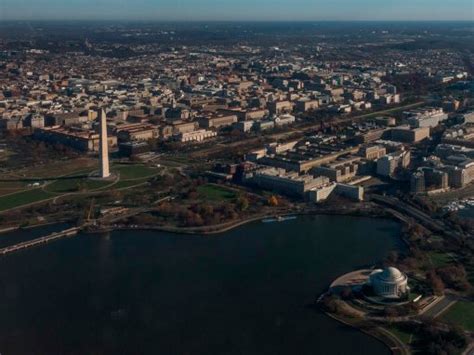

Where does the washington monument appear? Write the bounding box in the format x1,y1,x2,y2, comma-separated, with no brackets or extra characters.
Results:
98,109,110,178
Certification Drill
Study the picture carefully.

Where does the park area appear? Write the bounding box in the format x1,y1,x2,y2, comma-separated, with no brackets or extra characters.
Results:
0,189,54,212
442,301,474,332
0,163,161,212
196,184,237,201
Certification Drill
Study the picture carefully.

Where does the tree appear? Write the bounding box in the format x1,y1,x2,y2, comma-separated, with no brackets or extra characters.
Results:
427,270,445,296
236,195,249,212
187,189,199,200
267,195,279,207
181,209,204,227
437,265,471,291
199,204,214,217
385,251,399,265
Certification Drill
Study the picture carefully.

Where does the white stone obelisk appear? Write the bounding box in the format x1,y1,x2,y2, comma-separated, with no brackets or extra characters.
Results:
98,109,110,178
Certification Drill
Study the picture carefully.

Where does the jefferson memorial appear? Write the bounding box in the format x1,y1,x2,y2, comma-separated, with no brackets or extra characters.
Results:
367,267,409,300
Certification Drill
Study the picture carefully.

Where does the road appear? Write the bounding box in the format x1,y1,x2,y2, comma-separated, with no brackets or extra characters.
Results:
371,194,447,234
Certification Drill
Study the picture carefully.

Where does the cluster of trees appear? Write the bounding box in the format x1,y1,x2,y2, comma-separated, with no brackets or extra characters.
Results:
405,222,432,243
426,265,472,295
122,189,158,206
410,196,441,215
426,270,446,296
236,195,249,211
383,229,429,271
26,138,78,162
393,321,467,355
445,211,474,234
416,321,467,355
150,172,186,190
155,201,241,227
382,222,473,296
437,265,471,292
128,213,160,226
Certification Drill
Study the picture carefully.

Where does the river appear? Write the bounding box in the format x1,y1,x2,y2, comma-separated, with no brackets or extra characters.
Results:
0,215,402,355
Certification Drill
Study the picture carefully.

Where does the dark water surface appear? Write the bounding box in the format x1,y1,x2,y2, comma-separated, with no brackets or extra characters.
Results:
0,222,73,248
0,215,402,355
459,205,474,219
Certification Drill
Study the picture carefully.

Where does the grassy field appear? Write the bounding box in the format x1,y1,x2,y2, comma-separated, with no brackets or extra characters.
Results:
442,302,474,332
0,163,161,212
0,181,30,196
114,165,160,180
45,178,113,193
386,325,412,345
0,189,54,212
428,252,453,268
7,158,96,179
197,184,236,201
114,179,150,190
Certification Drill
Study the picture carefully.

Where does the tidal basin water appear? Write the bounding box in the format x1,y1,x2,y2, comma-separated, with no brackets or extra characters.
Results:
0,215,402,355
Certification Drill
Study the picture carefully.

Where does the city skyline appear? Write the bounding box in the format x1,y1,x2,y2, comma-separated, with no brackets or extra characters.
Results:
1,0,473,21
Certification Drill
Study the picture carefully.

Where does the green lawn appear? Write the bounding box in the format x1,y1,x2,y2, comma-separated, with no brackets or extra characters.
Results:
114,179,149,189
197,184,236,201
0,181,29,196
428,252,453,268
442,301,474,332
386,325,412,345
45,178,111,193
0,188,53,211
114,165,159,180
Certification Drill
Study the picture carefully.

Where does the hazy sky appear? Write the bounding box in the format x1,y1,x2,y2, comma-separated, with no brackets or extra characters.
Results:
1,0,473,21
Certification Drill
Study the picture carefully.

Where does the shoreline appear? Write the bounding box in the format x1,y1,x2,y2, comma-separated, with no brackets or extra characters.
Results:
322,310,409,355
89,206,401,236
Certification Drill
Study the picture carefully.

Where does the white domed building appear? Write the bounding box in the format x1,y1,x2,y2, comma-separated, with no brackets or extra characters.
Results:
367,267,409,300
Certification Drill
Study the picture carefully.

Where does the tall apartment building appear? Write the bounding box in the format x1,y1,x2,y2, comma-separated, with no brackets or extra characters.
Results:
446,160,474,188
359,145,386,160
404,107,448,128
376,150,411,177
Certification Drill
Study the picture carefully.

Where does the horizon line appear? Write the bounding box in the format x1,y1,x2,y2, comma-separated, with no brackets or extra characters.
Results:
2,19,474,23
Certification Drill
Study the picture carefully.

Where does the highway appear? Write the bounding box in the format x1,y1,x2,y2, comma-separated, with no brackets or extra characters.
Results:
371,194,447,234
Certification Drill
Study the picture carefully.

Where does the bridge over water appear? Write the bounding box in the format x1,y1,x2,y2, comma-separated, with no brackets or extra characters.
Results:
0,227,80,256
